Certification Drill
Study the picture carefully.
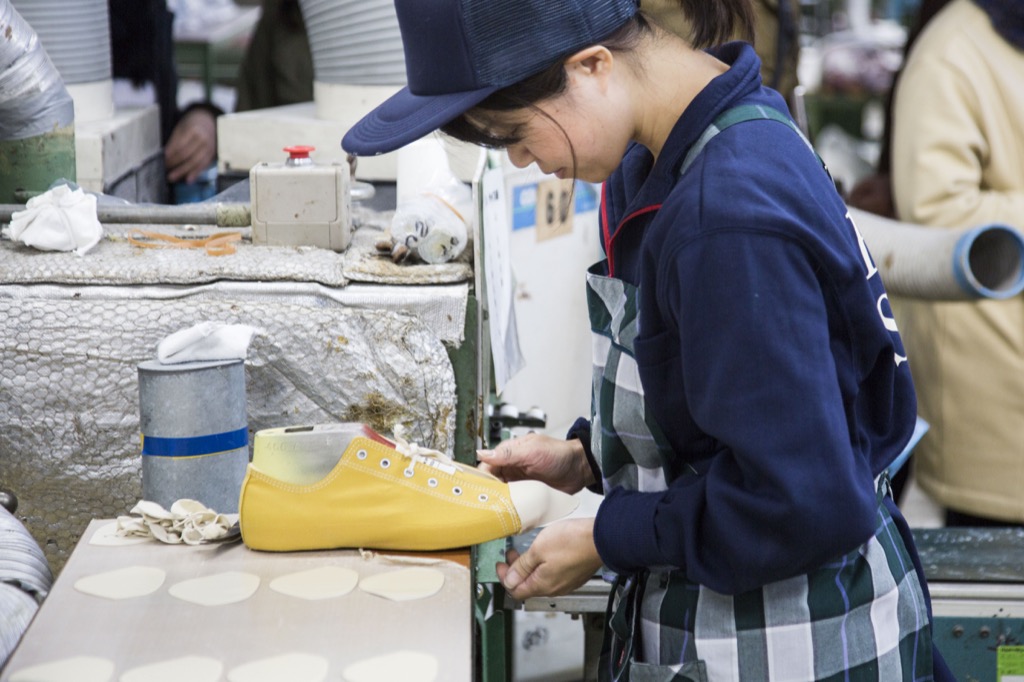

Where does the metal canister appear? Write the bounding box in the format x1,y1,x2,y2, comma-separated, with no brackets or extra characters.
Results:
137,359,249,512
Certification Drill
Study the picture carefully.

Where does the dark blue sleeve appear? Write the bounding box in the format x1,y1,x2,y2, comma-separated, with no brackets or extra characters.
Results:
593,230,879,594
566,417,603,495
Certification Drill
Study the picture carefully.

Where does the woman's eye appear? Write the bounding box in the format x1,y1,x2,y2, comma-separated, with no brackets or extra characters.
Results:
499,124,524,141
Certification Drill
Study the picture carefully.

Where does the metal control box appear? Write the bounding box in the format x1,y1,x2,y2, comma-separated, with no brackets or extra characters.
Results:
249,146,352,252
915,527,1024,682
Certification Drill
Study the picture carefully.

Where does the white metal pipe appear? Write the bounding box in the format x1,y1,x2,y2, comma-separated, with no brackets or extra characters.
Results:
851,207,1024,300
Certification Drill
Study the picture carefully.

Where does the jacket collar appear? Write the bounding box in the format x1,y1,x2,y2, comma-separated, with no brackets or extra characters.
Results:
615,42,764,225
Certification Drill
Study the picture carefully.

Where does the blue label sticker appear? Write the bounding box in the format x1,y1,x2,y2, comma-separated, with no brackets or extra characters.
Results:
512,183,538,231
574,182,599,214
512,179,598,231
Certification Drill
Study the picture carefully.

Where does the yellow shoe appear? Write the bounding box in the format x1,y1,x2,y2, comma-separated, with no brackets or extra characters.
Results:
239,424,575,552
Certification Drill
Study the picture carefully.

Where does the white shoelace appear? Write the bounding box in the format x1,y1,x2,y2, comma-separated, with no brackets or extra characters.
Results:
390,425,501,482
391,425,458,476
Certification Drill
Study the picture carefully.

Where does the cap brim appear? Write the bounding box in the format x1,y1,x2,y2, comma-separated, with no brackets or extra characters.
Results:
342,85,500,156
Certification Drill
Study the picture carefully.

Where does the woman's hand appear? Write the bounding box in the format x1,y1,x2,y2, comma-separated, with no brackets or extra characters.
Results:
477,433,593,494
498,517,602,600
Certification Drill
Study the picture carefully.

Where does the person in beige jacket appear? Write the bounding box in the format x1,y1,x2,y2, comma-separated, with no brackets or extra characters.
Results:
890,0,1024,525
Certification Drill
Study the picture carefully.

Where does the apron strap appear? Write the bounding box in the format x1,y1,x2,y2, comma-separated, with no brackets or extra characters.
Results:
679,103,828,180
603,571,648,681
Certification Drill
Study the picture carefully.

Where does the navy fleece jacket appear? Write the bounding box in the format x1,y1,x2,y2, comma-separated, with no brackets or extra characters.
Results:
590,43,917,595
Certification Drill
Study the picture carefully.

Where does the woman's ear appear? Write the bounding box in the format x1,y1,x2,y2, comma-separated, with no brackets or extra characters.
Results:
564,45,614,78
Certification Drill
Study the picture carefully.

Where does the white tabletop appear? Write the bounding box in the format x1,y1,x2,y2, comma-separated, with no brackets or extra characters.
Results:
1,521,472,681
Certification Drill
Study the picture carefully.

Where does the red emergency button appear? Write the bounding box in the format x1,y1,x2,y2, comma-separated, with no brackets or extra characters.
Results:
284,145,315,159
284,145,315,166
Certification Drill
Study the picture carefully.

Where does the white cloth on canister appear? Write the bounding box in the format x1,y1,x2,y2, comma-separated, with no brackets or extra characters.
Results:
156,321,258,364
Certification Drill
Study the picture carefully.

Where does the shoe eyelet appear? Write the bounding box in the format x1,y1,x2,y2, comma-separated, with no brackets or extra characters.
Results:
452,486,463,496
478,493,489,502
404,468,415,478
380,458,391,469
428,478,438,488
356,449,368,460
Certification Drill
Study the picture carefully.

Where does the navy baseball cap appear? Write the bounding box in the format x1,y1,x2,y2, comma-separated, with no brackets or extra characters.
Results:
342,0,639,156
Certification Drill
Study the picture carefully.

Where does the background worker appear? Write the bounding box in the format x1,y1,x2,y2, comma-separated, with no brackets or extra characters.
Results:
887,0,1024,527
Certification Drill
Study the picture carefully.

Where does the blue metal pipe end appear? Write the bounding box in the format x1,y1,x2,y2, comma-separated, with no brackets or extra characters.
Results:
953,223,1024,299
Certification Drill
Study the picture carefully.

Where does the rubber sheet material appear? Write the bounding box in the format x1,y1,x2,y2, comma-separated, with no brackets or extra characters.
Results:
0,207,472,290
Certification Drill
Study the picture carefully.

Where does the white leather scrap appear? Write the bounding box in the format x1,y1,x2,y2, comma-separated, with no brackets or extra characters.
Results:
156,321,258,364
6,184,103,255
116,499,235,545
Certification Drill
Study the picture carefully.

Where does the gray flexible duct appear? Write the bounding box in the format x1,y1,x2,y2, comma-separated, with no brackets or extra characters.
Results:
299,0,406,86
850,207,1024,300
0,506,53,668
0,0,74,140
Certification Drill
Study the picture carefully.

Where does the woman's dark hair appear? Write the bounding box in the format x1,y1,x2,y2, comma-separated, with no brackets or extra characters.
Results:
440,0,754,149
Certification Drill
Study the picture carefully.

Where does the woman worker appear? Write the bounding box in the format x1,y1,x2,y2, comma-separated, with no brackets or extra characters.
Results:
343,0,952,679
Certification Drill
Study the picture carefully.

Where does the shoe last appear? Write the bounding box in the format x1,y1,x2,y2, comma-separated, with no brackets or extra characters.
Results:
239,426,523,552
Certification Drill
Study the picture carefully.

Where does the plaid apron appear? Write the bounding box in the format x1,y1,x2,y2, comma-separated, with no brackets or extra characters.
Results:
588,105,934,682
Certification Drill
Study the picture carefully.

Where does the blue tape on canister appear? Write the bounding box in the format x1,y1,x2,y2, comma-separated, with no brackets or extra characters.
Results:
142,427,250,458
137,358,249,512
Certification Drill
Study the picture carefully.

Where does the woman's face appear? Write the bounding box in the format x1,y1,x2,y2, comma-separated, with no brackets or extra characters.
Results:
466,57,631,183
